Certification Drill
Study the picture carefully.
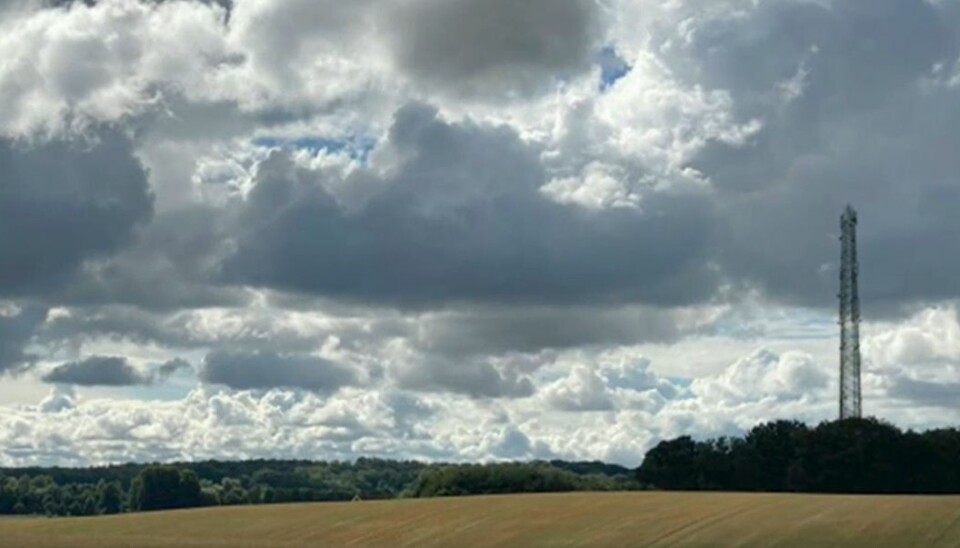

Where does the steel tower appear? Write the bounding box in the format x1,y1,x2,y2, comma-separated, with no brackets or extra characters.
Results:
839,205,861,420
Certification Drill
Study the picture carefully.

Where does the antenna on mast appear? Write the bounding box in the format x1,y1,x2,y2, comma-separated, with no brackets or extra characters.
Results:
839,205,862,420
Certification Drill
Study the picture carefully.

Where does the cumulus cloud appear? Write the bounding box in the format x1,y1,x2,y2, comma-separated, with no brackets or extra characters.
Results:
543,365,615,412
542,357,683,413
0,0,231,135
201,350,357,393
415,306,684,357
156,358,192,380
385,0,601,99
227,0,378,91
0,345,836,467
60,205,244,310
43,356,151,386
660,0,960,311
37,385,76,413
0,304,46,373
886,376,960,409
862,306,960,409
1,340,955,467
387,341,535,399
865,307,960,370
691,349,830,405
224,103,719,308
0,387,446,465
40,302,334,354
0,130,152,296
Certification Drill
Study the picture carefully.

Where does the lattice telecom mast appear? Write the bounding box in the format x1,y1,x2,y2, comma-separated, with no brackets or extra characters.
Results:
839,205,862,420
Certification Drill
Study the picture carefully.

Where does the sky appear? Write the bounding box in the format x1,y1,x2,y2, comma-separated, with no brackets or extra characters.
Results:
2,0,960,468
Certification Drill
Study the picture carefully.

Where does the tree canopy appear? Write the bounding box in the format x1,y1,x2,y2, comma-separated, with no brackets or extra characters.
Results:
0,458,636,517
637,418,960,494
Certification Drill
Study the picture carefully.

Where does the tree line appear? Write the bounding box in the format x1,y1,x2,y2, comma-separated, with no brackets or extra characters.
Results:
0,458,638,517
637,418,960,493
408,462,638,497
11,416,947,517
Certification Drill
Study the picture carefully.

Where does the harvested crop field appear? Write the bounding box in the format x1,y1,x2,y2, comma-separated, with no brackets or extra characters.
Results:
2,491,960,547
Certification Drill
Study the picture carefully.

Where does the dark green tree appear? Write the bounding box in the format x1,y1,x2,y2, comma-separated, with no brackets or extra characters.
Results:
636,436,700,490
81,494,98,516
742,420,809,491
97,480,124,514
129,466,203,511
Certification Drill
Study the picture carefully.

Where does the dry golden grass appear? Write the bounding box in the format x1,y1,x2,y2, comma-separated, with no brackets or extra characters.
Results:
2,491,960,547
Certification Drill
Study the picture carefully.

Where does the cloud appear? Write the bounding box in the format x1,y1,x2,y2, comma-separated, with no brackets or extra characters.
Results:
0,340,948,468
862,306,960,410
416,306,684,357
390,354,535,400
0,386,447,466
385,0,601,99
0,0,231,135
886,376,960,409
864,307,960,369
690,349,830,405
0,130,152,296
59,205,245,310
200,350,357,393
227,0,376,87
156,358,192,380
542,357,683,413
543,365,615,412
658,0,960,312
6,0,960,469
224,102,719,308
43,356,151,386
0,304,46,373
37,385,76,413
490,427,535,459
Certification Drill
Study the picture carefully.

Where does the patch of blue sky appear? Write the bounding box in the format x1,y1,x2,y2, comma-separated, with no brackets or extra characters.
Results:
597,46,631,91
711,306,834,341
126,379,194,402
667,377,694,390
252,135,377,163
664,377,696,401
770,309,835,341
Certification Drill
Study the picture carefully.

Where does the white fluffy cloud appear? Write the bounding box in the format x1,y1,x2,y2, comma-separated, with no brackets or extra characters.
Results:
690,349,830,405
0,0,231,135
6,318,960,468
865,307,960,370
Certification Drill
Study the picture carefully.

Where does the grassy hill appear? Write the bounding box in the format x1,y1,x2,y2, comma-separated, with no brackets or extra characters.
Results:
2,491,960,547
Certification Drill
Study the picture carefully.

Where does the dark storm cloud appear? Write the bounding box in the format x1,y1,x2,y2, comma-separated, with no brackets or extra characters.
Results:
43,356,150,386
670,0,960,314
201,350,357,392
418,307,681,357
382,391,435,436
392,355,535,399
42,0,95,7
225,103,719,308
156,358,191,379
0,125,232,311
0,305,45,373
41,0,232,9
41,304,331,354
0,130,152,297
40,306,196,350
665,0,954,121
60,206,246,311
887,376,960,408
387,0,601,98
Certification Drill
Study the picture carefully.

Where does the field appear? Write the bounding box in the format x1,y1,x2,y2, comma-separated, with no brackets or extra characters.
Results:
2,491,960,547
